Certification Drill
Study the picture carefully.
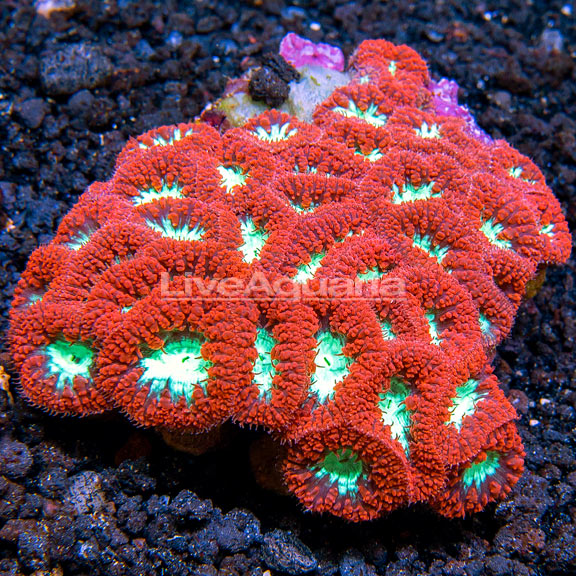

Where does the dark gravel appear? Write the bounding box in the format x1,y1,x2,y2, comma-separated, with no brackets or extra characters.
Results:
0,1,575,575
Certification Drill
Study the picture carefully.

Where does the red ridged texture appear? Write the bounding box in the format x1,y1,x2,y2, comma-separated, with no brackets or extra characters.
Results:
8,39,570,521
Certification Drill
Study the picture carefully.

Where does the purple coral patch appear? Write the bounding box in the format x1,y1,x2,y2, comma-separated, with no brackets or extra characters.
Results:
279,33,345,72
429,78,492,145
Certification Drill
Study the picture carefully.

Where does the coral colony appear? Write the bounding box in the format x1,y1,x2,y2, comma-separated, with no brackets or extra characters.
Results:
9,36,570,521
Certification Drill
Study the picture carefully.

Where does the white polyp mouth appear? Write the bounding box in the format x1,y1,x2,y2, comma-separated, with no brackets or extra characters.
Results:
312,448,367,497
138,336,211,403
310,330,351,403
240,218,268,263
44,340,94,391
217,165,248,194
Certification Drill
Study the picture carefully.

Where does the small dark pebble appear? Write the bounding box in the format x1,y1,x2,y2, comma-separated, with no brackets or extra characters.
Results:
0,477,25,520
37,467,68,499
249,67,289,108
169,489,213,522
261,529,318,574
14,98,49,129
189,526,219,564
116,459,157,495
40,43,113,96
261,53,300,84
0,436,33,479
196,15,223,34
340,550,378,576
249,53,299,108
0,518,39,543
213,508,261,553
17,526,50,572
67,89,95,123
66,471,106,515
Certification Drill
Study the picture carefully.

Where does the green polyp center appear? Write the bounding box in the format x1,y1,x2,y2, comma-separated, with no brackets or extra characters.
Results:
44,340,93,391
294,252,325,283
217,165,247,194
253,123,297,142
27,293,44,306
293,164,319,175
388,61,397,75
507,166,536,184
358,266,385,281
146,217,204,241
310,330,351,403
380,319,396,340
412,232,449,264
355,147,383,162
359,74,371,84
66,230,93,250
378,377,412,453
138,335,211,404
392,181,440,204
480,219,512,250
290,199,319,214
416,121,441,139
426,311,442,345
153,127,193,147
133,181,183,205
253,327,278,401
479,312,492,336
138,128,194,149
462,451,501,491
447,378,487,430
313,448,366,496
240,218,268,263
332,100,387,127
540,223,555,237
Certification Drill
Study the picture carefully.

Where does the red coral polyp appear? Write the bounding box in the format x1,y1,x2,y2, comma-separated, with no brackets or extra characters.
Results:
10,301,110,415
432,422,525,517
97,278,256,431
8,38,571,522
350,39,430,88
10,244,72,312
283,412,413,521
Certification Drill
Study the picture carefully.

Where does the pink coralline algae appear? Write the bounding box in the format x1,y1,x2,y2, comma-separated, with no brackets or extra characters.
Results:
429,78,492,145
279,32,345,71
